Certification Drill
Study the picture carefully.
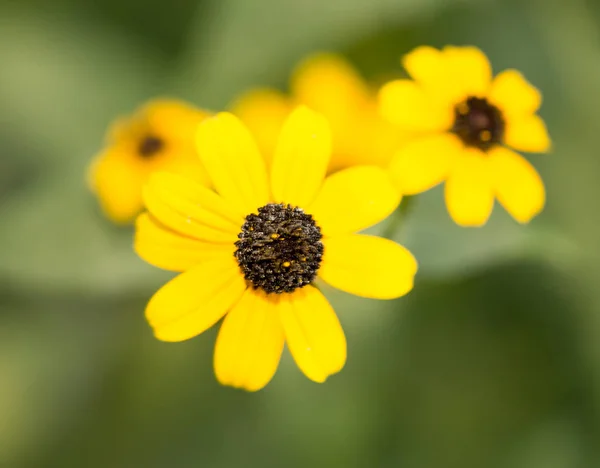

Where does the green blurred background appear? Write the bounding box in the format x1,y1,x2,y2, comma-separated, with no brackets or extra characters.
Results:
1,0,600,466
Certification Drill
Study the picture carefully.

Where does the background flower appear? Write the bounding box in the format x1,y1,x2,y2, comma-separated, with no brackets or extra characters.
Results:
231,53,405,172
379,45,550,227
89,99,211,223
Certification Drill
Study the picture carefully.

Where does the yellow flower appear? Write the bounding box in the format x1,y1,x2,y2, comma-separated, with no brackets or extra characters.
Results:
89,99,211,223
378,46,551,227
135,107,417,391
232,53,405,173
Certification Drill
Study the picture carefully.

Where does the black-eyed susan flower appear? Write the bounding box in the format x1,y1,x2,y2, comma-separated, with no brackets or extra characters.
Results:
232,53,405,173
135,107,417,391
89,99,210,223
378,46,551,227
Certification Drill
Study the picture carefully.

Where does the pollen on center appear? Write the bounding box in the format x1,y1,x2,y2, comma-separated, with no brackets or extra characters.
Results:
234,203,324,294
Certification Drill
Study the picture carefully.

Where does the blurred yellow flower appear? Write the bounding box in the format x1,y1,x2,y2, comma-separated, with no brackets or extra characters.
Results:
232,53,405,173
379,46,551,227
135,107,417,391
89,99,211,224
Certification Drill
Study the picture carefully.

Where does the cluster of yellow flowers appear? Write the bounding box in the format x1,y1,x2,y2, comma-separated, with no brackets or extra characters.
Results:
88,46,551,391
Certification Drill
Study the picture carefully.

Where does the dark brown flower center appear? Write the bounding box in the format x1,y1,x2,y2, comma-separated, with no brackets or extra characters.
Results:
138,135,164,158
234,203,323,294
452,97,505,151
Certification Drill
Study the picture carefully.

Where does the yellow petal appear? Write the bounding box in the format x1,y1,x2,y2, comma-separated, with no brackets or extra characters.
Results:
308,166,400,236
230,88,291,165
146,257,246,342
327,109,405,171
144,99,209,142
105,115,135,144
442,46,492,99
444,148,494,227
402,45,462,106
291,53,371,124
378,79,454,132
319,235,417,299
271,106,332,208
389,133,463,195
196,113,270,215
504,114,552,153
131,100,212,185
135,213,235,272
488,70,542,117
403,46,445,85
157,154,212,188
143,172,243,243
279,286,346,383
214,289,285,391
488,147,545,223
89,149,146,224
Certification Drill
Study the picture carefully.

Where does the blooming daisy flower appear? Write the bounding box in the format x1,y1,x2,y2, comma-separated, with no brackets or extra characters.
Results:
378,46,551,227
135,107,417,391
89,99,210,223
232,53,405,173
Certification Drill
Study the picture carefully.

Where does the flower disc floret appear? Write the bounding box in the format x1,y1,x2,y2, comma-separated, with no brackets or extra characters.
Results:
452,97,505,151
235,203,324,294
138,135,164,157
